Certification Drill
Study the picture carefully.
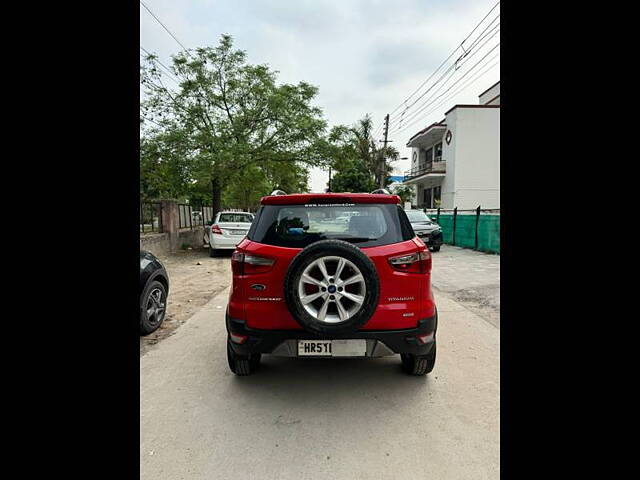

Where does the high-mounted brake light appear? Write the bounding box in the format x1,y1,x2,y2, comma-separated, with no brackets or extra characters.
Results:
211,224,223,235
388,250,431,274
231,252,275,275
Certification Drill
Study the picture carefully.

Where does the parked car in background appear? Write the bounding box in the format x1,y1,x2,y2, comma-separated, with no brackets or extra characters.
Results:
226,192,437,376
140,250,170,335
405,209,443,252
209,211,255,257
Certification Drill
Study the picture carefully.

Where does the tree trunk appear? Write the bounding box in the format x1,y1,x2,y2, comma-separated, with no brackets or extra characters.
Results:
211,177,221,218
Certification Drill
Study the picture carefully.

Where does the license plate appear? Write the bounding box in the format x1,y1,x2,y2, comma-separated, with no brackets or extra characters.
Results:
297,339,367,357
230,230,246,235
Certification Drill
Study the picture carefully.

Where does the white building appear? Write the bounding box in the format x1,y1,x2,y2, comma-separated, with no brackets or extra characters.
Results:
403,81,500,209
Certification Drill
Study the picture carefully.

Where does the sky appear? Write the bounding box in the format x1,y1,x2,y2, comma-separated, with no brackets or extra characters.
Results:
140,0,500,192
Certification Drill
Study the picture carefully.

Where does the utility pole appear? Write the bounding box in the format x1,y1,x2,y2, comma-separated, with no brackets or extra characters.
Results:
327,166,332,192
379,114,390,188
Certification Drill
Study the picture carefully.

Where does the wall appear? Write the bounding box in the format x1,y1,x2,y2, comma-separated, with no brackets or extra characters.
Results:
446,107,500,209
440,112,457,209
484,95,500,106
140,227,206,257
479,82,500,105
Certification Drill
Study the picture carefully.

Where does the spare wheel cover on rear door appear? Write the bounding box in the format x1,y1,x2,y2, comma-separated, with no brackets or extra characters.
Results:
284,239,380,335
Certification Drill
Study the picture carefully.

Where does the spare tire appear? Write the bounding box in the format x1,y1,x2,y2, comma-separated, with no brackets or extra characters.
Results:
284,239,380,335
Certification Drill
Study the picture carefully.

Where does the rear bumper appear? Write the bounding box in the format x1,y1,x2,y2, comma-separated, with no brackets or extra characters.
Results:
226,312,437,357
210,235,244,249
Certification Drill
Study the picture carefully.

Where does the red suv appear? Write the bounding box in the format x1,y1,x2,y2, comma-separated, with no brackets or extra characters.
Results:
226,192,437,376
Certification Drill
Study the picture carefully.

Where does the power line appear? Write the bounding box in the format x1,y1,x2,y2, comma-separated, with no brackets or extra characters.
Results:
140,47,180,84
389,45,500,136
388,18,500,128
388,24,501,132
374,13,500,141
389,50,500,137
140,0,190,53
383,1,500,122
422,57,500,117
389,29,500,133
393,60,500,139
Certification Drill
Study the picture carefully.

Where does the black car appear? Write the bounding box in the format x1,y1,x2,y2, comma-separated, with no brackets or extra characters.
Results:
405,209,444,252
140,250,170,335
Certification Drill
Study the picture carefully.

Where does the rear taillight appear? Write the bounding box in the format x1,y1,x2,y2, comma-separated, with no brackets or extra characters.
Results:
417,332,434,344
211,224,223,235
388,250,432,274
231,251,275,275
229,332,248,344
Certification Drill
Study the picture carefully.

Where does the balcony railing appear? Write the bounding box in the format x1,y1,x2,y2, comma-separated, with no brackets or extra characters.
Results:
404,160,446,180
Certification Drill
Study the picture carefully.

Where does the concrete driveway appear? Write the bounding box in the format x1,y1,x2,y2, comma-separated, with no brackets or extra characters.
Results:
141,279,499,479
431,245,500,329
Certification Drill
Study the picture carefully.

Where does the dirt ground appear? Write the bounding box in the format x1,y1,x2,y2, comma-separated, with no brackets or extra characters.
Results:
140,247,232,356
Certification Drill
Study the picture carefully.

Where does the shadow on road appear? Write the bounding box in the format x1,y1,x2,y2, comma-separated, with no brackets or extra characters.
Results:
224,356,433,414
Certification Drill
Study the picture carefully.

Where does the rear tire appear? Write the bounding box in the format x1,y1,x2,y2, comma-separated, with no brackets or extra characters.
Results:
401,342,436,376
227,340,261,376
209,246,218,257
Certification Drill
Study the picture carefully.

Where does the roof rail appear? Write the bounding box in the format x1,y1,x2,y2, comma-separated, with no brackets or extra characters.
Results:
270,189,288,196
370,188,391,195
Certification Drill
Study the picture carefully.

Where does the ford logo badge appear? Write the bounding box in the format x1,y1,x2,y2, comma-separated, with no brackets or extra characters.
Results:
250,284,266,291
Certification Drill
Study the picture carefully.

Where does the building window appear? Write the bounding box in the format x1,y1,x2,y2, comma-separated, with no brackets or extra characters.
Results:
434,186,441,207
434,143,442,162
423,188,432,208
425,147,433,163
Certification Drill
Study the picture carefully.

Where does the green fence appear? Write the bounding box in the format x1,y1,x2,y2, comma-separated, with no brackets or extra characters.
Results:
427,208,500,254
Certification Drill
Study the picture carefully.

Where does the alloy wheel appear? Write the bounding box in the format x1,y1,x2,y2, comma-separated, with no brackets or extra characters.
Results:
297,256,366,324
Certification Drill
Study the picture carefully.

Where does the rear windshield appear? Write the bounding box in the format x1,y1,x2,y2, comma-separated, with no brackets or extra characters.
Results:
405,210,432,223
248,203,413,248
218,213,253,223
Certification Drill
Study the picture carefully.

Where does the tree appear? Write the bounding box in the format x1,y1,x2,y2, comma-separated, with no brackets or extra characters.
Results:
326,114,400,191
330,159,377,193
391,184,415,204
140,136,192,201
140,35,327,213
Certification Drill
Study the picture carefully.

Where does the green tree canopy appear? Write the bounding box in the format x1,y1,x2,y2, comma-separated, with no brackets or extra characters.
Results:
391,184,415,204
140,35,328,210
326,114,399,192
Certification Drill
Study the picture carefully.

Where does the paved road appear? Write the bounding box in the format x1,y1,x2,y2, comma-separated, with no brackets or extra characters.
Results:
141,279,500,479
431,245,500,328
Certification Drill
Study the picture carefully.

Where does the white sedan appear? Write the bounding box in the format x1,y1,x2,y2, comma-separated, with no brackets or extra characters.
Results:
209,211,254,257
